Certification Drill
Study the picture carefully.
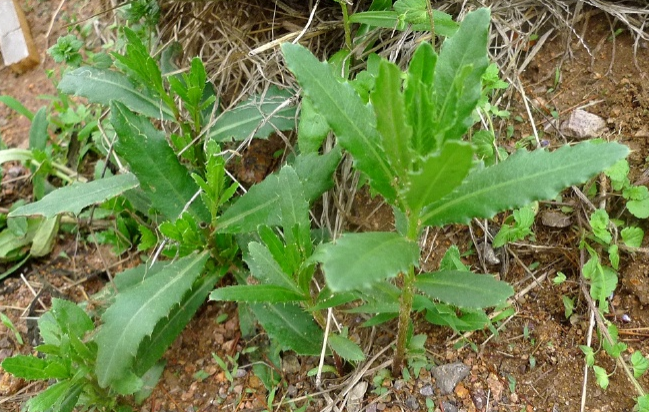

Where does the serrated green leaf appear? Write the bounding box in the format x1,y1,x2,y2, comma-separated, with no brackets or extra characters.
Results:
110,101,208,222
590,209,612,244
605,159,629,190
50,298,94,338
58,67,174,120
328,334,365,361
632,351,649,378
277,166,309,235
1,356,60,380
580,345,595,366
95,252,208,388
210,285,306,303
250,303,323,355
415,271,513,309
282,43,397,202
404,42,436,155
246,242,299,291
315,232,419,292
593,365,609,389
217,174,281,233
9,174,139,218
218,151,340,233
622,226,644,248
628,199,649,218
210,86,296,141
133,270,220,376
432,8,490,145
405,142,473,213
371,59,413,180
421,142,629,227
590,264,617,313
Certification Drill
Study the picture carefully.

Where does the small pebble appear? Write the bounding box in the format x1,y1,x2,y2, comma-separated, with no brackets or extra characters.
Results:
232,368,247,379
366,404,378,412
394,379,406,390
419,384,435,397
442,401,458,412
405,395,419,410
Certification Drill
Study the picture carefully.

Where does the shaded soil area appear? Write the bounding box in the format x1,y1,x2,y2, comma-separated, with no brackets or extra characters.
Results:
2,2,649,412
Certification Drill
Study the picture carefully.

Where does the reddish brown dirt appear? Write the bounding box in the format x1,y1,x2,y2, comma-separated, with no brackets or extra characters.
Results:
2,3,649,412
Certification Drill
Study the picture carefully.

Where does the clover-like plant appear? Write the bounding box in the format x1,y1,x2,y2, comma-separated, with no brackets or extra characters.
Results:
282,8,629,373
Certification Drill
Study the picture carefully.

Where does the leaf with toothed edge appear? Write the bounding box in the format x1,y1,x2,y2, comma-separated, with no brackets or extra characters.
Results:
94,252,208,389
282,43,397,202
420,141,629,228
313,232,420,292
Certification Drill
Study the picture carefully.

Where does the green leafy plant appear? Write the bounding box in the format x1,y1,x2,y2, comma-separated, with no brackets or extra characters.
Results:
1,299,135,412
282,8,629,373
1,19,312,412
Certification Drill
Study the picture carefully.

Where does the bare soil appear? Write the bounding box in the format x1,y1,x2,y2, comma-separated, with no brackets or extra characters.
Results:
2,2,649,412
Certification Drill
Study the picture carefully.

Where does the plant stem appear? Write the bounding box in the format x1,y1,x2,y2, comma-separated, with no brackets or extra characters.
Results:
392,214,421,375
339,1,353,51
393,265,415,375
426,0,435,42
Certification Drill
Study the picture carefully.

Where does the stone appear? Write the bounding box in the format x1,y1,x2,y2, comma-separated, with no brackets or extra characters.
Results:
442,401,458,412
559,109,607,139
541,210,571,228
432,362,470,395
419,384,435,396
405,395,419,411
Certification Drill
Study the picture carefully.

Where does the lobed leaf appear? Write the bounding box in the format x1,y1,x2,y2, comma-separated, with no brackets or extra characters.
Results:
110,101,209,222
95,252,208,388
282,43,397,202
58,67,174,120
415,271,513,309
421,142,629,227
314,232,420,292
9,174,139,218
